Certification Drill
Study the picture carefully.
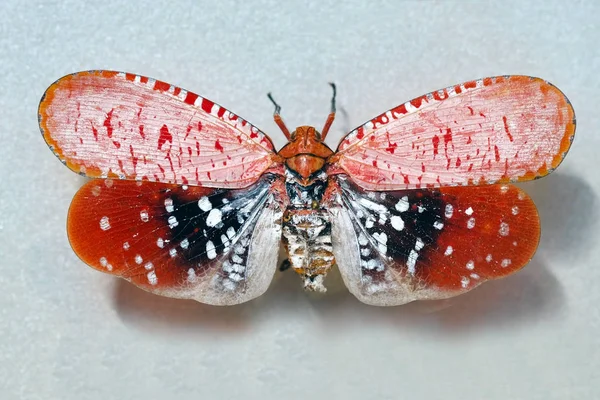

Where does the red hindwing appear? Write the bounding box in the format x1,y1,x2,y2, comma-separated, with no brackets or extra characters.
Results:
331,177,540,305
67,177,283,305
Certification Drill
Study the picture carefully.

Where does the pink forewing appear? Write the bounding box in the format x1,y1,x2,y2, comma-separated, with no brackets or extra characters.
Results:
39,71,277,188
333,76,575,190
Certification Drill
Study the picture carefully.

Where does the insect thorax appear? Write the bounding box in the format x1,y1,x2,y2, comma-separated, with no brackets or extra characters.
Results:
282,168,334,292
284,168,328,208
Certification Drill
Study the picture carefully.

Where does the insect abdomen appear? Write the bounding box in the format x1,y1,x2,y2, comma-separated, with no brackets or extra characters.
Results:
282,209,335,292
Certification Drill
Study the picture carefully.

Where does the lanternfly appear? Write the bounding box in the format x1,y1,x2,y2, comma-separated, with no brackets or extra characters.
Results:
39,71,575,306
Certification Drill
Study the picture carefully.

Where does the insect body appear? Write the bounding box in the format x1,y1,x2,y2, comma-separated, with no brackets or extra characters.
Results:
279,125,335,292
39,71,575,306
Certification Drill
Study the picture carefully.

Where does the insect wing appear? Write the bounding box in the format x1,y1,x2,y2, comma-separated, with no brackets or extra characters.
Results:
330,176,539,306
68,176,284,305
333,76,575,191
39,71,277,188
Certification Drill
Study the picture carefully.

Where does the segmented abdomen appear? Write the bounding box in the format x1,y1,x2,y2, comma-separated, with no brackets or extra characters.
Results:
282,209,335,292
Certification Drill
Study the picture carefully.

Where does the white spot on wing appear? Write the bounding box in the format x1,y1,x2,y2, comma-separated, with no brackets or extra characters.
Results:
140,210,149,222
206,208,223,227
359,197,388,214
499,222,510,236
221,278,237,291
226,227,236,239
466,260,475,270
445,204,454,218
391,215,404,231
395,196,409,212
444,246,453,256
206,240,217,259
147,270,158,285
467,217,476,229
164,198,174,213
501,259,512,267
414,237,424,251
461,276,470,288
373,232,388,254
220,234,230,246
358,233,368,246
135,254,143,264
373,232,388,244
187,268,197,283
99,216,111,231
198,196,212,211
407,250,419,274
234,244,245,254
91,186,101,197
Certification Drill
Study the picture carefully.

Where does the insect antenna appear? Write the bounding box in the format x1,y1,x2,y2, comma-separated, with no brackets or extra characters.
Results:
321,82,337,140
267,92,292,140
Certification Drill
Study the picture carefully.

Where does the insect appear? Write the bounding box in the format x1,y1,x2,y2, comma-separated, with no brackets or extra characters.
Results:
39,71,575,306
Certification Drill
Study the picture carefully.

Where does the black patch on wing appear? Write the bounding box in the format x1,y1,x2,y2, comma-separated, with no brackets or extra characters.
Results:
157,174,277,281
336,176,446,279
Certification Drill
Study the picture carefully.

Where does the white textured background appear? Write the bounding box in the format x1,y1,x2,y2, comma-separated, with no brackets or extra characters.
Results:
1,1,599,399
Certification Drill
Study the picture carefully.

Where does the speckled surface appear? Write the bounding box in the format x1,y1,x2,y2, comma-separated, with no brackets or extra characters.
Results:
1,1,599,399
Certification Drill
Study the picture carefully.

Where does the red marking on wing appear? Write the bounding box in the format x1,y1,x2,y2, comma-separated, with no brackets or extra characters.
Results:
103,109,115,138
39,70,278,188
157,124,172,150
201,98,214,114
334,76,575,190
502,115,514,142
432,135,439,156
154,80,170,92
129,145,138,171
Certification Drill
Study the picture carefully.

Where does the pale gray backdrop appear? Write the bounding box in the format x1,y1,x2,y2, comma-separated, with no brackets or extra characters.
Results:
1,1,598,399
